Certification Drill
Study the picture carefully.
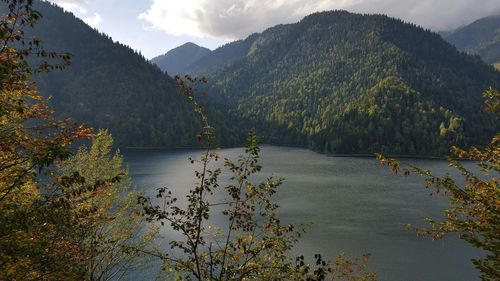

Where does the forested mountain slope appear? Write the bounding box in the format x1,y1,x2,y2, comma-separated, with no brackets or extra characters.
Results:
184,34,261,75
151,42,211,75
30,2,500,154
444,15,500,64
30,1,202,147
194,11,500,155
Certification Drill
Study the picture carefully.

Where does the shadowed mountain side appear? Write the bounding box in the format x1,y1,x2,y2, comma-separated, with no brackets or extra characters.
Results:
444,15,500,64
151,42,211,76
30,1,239,147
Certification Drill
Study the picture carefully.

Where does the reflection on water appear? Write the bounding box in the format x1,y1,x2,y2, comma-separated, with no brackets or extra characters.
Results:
122,145,482,281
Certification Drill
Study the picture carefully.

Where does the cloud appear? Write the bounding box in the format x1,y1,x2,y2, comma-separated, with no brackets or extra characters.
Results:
83,12,102,28
138,0,351,39
48,0,102,27
48,0,90,14
347,0,500,31
138,0,500,39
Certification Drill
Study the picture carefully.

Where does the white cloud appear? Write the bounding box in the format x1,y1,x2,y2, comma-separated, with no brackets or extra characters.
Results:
138,0,351,39
48,0,90,14
48,0,102,28
138,0,205,37
83,12,102,28
138,0,500,39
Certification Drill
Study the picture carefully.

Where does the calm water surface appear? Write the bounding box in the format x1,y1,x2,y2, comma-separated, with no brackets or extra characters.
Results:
122,145,483,281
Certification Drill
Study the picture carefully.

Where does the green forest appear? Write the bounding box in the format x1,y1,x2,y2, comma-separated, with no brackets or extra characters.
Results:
30,1,202,147
195,11,500,155
27,3,500,156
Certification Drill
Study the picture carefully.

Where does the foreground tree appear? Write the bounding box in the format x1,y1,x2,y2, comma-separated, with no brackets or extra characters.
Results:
377,88,499,280
0,1,93,279
58,130,160,280
138,75,377,280
1,1,154,279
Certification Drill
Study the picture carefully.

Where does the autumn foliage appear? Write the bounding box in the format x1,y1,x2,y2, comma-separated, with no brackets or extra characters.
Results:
137,75,377,280
377,89,500,280
0,1,125,279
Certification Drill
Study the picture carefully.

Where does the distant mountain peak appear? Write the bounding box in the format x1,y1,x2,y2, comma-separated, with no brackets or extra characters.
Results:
444,14,500,64
151,43,211,75
180,42,204,47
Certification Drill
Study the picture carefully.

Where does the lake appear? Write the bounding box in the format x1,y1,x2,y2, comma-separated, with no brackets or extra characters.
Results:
122,145,483,281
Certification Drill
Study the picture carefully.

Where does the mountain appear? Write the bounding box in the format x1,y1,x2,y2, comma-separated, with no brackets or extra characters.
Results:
444,15,500,64
184,35,261,75
30,1,203,147
192,11,500,155
151,42,211,75
29,3,500,155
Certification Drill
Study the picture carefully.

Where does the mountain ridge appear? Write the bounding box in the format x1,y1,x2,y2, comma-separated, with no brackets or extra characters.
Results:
191,10,500,154
151,42,211,75
30,1,202,147
444,14,500,64
29,4,500,155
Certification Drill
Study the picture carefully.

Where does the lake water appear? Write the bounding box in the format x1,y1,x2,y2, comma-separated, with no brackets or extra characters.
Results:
123,145,483,281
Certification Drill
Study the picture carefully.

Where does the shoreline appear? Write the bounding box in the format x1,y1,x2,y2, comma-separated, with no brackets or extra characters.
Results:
121,144,449,160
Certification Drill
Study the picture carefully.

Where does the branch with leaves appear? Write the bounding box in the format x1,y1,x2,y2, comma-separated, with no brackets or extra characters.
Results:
377,89,499,280
138,75,376,281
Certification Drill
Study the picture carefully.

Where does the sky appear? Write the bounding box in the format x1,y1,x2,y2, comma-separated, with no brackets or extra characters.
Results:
47,0,500,59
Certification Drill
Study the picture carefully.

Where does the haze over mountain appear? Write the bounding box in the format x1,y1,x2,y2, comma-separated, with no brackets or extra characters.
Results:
444,15,500,64
183,11,500,155
151,42,211,75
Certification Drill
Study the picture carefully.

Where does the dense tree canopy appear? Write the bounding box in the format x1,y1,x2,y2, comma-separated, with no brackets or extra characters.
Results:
187,11,500,155
17,4,500,155
28,1,203,147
